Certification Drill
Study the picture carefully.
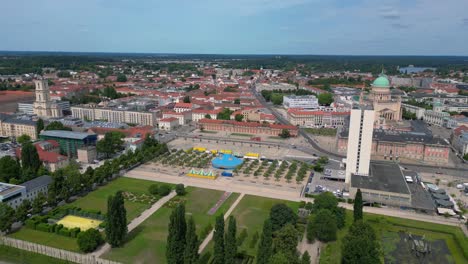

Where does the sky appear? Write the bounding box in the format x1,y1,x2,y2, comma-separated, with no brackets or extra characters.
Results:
1,0,468,55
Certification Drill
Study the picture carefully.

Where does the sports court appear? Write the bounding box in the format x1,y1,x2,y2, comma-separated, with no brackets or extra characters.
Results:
57,215,103,230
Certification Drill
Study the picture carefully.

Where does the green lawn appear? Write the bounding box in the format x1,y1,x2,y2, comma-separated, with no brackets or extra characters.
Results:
67,177,168,221
0,245,72,264
103,188,240,264
231,133,254,137
8,177,170,253
228,195,300,256
320,211,468,264
8,229,80,252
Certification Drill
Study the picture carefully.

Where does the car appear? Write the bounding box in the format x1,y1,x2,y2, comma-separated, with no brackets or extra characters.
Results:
436,171,443,174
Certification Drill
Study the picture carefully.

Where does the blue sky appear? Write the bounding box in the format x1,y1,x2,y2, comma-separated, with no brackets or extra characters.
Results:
2,0,468,55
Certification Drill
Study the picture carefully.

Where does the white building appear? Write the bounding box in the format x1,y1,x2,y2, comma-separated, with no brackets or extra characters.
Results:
283,95,319,109
423,110,450,127
159,117,179,130
345,108,375,184
0,176,52,209
402,103,426,120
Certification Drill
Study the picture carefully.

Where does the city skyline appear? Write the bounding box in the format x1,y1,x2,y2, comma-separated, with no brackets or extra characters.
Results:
2,0,468,55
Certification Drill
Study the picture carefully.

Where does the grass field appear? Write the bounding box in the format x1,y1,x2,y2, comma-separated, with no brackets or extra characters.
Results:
67,177,168,221
8,177,169,252
227,195,300,256
9,229,80,252
0,245,72,264
231,133,254,137
320,211,468,264
103,188,240,264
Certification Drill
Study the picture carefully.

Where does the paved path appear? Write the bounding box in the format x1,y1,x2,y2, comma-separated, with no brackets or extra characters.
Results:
297,234,321,264
198,193,245,254
125,173,468,236
91,191,177,257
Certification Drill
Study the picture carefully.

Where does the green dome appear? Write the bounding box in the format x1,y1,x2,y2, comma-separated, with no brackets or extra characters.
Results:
372,75,390,87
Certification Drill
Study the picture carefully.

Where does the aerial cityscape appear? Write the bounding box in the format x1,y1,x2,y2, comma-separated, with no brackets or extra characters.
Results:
1,1,468,264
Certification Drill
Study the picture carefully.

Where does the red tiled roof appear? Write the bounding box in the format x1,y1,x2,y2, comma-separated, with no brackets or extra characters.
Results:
453,125,468,136
174,103,193,108
159,117,178,122
287,108,350,116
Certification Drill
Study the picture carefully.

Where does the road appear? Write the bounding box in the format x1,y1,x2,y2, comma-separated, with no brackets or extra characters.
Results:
249,82,468,177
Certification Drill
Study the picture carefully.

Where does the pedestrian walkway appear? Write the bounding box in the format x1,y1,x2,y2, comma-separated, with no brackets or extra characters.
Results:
297,234,321,264
208,192,232,215
198,193,245,253
91,191,177,257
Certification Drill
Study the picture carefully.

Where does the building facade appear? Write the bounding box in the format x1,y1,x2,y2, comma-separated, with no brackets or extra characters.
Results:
32,79,62,118
39,130,97,157
198,119,298,137
283,95,319,109
0,176,52,209
287,109,350,127
369,73,402,124
71,105,157,126
345,108,375,183
423,110,450,127
0,114,37,140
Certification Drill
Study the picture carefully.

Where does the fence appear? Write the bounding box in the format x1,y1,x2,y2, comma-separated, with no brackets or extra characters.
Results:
0,236,121,264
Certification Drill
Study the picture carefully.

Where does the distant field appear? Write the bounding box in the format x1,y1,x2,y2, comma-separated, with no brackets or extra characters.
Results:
103,188,239,264
0,91,34,112
9,229,80,252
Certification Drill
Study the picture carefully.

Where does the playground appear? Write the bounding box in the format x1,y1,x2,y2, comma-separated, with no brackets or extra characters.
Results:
56,215,102,231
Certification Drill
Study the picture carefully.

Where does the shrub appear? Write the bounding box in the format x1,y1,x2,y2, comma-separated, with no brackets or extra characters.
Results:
70,227,81,238
55,224,64,233
237,228,248,246
25,219,36,229
175,184,185,196
200,223,213,240
148,184,159,195
59,227,71,237
158,185,171,196
77,228,104,253
36,223,50,232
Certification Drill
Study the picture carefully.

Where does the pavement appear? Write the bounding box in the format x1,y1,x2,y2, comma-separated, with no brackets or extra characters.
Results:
297,234,321,264
198,193,245,253
90,191,177,257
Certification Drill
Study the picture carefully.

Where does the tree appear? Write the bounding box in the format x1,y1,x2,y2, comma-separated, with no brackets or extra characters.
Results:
234,114,244,122
279,129,291,139
273,224,299,258
175,184,185,196
184,216,199,264
32,192,46,214
44,121,72,131
309,209,337,242
148,184,159,195
234,98,240,104
225,216,237,264
301,251,311,264
0,203,15,233
213,214,225,264
21,142,41,177
36,118,44,135
183,96,191,103
270,93,284,105
270,252,289,264
353,189,363,222
97,132,125,158
158,185,172,196
313,192,345,229
116,74,127,82
342,221,380,264
15,199,31,222
167,203,187,264
0,156,21,183
204,114,212,119
106,191,127,247
77,228,104,253
17,134,31,145
217,108,233,120
57,71,71,78
257,218,273,264
270,204,297,232
318,93,333,106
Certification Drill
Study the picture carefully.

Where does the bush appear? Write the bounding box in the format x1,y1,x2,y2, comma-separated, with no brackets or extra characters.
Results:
200,223,213,240
59,227,71,237
25,219,37,229
36,223,50,232
175,184,185,196
70,227,81,238
77,228,104,253
148,184,159,195
55,224,64,233
158,185,171,196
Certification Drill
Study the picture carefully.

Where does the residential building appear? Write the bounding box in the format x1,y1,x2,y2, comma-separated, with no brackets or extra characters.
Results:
71,105,157,126
198,119,298,137
174,103,193,113
423,110,450,127
18,101,70,115
159,117,179,130
162,111,192,125
16,140,69,172
451,126,468,155
345,108,375,183
0,176,52,209
283,95,319,109
192,109,221,122
287,109,350,128
0,113,37,140
402,103,426,120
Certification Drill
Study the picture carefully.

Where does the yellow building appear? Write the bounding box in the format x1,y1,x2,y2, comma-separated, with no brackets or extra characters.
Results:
0,113,37,140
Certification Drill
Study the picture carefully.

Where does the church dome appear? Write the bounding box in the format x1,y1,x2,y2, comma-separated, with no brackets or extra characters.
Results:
372,75,390,87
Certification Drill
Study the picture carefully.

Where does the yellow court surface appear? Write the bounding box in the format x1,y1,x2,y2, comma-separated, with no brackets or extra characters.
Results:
57,215,102,231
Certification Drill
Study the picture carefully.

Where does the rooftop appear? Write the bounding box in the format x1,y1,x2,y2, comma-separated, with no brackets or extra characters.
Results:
40,130,96,140
351,161,410,195
21,175,52,192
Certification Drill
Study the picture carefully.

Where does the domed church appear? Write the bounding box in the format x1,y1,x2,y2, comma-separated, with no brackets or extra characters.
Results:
369,71,401,125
